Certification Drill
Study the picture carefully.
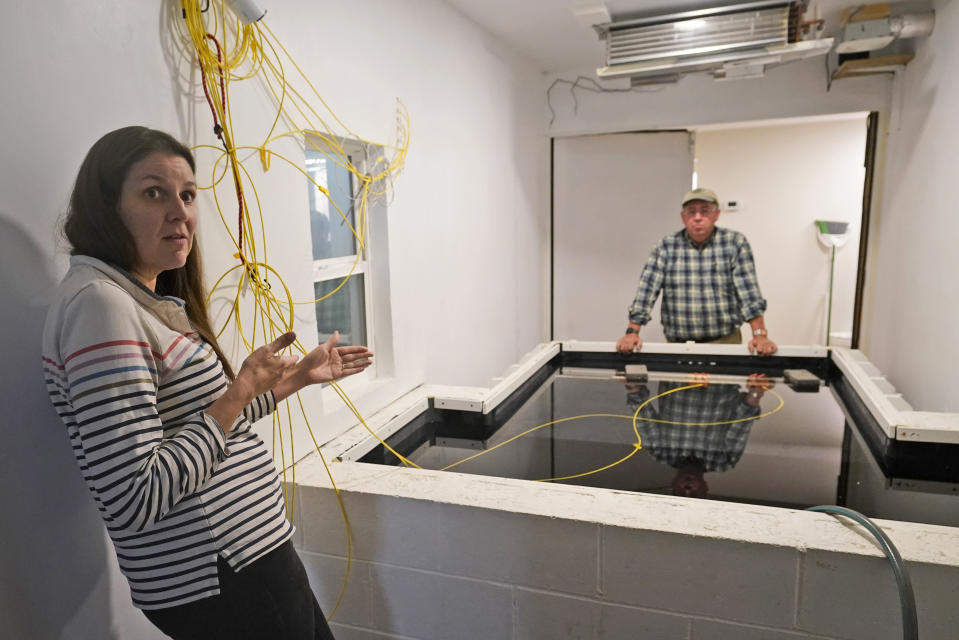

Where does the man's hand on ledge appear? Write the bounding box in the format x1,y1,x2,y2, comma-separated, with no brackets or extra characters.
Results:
748,335,777,357
616,333,642,354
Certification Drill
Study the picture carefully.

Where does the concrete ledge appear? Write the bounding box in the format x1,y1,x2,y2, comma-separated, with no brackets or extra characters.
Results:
295,459,959,566
291,459,959,639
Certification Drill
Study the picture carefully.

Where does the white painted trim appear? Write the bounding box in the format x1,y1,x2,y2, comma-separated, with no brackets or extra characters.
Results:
829,348,959,443
311,257,367,281
321,386,430,462
897,412,959,444
561,340,828,358
830,347,902,438
691,111,872,132
427,343,560,415
426,384,488,411
482,342,560,413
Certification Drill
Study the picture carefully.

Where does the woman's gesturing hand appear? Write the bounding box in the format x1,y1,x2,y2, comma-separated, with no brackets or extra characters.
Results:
235,332,300,400
207,332,299,434
273,331,373,402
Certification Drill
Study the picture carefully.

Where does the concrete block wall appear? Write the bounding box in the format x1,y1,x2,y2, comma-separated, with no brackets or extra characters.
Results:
290,460,959,640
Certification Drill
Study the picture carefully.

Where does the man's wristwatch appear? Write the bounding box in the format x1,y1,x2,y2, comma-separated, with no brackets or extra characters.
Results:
625,327,639,335
752,328,768,337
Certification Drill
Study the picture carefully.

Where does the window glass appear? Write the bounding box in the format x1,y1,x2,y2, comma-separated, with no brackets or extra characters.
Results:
313,275,367,347
306,150,357,261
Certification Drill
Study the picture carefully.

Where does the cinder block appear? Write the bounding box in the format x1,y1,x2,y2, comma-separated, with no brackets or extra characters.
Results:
292,484,442,569
515,588,597,640
514,587,690,639
602,527,799,627
691,619,833,639
298,551,372,628
799,551,959,640
328,623,404,639
369,565,512,640
436,503,600,596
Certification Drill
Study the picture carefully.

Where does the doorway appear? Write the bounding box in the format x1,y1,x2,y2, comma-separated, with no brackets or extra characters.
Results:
550,112,874,347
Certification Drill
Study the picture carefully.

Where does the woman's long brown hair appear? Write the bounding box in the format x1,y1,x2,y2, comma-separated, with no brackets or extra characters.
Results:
63,126,236,379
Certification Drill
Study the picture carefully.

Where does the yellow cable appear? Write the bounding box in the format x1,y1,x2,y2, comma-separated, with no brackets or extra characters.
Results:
435,384,784,483
177,1,409,622
539,444,644,483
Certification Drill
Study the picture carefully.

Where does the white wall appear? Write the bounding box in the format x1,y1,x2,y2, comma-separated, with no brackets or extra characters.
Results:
694,116,867,346
864,0,959,412
0,1,548,637
546,56,890,137
552,131,694,343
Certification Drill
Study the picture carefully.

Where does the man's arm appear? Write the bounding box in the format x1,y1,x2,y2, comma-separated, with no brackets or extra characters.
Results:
618,243,667,353
730,235,776,356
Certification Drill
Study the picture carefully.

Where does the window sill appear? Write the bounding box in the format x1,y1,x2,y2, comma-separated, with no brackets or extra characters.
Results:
317,375,421,441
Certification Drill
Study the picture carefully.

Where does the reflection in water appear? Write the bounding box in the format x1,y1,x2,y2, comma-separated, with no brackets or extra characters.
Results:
384,373,808,505
627,379,767,498
364,371,955,527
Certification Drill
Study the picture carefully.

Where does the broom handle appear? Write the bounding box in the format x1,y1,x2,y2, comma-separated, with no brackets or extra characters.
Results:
826,245,836,346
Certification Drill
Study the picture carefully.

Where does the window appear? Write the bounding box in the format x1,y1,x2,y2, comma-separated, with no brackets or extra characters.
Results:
305,136,381,374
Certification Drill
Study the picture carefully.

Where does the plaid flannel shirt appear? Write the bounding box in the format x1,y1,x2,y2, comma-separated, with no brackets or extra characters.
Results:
628,382,760,472
628,227,767,341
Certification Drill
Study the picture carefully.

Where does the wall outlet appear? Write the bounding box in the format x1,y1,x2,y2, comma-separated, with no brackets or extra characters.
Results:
724,199,742,212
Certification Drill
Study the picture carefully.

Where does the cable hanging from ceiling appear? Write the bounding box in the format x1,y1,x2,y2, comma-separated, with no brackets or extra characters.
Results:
173,0,409,619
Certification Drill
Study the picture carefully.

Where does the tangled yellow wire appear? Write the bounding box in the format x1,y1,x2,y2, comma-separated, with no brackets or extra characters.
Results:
174,0,410,618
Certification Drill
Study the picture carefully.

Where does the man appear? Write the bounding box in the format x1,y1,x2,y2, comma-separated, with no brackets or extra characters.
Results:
616,187,777,355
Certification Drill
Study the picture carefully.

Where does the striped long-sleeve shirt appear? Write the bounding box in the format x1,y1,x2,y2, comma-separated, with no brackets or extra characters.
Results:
41,256,294,610
628,227,767,341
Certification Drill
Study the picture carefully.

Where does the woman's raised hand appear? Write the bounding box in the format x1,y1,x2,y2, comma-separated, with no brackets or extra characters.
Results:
235,332,300,399
272,331,373,402
294,331,373,385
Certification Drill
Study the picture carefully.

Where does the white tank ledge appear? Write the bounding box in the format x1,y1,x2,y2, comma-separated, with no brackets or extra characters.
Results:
293,456,959,568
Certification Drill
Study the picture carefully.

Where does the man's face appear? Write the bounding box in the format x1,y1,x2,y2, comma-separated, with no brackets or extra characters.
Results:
672,466,709,498
681,199,720,244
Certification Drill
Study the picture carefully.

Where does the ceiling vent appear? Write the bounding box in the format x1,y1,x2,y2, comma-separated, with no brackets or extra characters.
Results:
595,1,832,82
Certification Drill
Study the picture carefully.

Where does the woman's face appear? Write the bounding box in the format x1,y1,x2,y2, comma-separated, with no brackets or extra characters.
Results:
117,152,198,290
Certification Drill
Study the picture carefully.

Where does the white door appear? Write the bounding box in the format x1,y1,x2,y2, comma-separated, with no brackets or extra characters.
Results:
552,132,694,342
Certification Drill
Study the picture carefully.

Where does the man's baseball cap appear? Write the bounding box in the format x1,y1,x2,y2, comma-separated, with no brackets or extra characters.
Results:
681,188,719,207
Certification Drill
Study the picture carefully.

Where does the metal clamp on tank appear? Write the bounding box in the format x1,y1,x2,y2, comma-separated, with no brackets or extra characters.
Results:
783,369,822,392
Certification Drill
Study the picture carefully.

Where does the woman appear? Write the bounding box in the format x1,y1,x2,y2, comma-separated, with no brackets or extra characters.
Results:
41,126,371,639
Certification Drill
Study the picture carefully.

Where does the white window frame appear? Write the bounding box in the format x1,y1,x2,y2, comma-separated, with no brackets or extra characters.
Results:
305,133,395,400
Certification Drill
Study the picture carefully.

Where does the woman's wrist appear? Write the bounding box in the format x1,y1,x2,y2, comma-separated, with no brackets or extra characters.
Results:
272,367,305,404
206,378,256,434
228,375,257,407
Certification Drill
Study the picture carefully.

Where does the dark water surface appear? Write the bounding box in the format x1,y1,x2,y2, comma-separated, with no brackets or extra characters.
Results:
363,370,959,527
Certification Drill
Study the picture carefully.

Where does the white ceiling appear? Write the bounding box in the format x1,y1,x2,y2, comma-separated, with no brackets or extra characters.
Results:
441,0,918,73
